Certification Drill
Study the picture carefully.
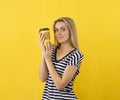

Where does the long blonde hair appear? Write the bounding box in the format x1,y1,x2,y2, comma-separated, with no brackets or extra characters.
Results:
53,17,79,50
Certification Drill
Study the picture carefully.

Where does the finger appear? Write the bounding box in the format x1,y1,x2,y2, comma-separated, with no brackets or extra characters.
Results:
48,42,51,50
44,45,46,51
46,42,49,50
50,43,53,50
40,34,46,45
46,42,50,51
39,33,43,40
41,35,45,45
47,42,52,52
38,32,42,39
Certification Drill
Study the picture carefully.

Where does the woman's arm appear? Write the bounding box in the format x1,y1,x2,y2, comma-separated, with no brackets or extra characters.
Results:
38,33,48,82
39,53,48,82
45,59,78,90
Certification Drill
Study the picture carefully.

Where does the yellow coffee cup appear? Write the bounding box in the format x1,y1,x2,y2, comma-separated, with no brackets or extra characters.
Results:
39,28,50,45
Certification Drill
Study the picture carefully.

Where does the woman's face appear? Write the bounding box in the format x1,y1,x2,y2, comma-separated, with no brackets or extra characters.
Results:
55,22,70,44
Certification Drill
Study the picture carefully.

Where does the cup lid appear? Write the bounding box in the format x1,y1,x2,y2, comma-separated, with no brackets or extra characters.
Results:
39,28,50,32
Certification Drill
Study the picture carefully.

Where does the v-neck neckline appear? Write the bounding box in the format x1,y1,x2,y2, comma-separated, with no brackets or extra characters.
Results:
55,47,76,62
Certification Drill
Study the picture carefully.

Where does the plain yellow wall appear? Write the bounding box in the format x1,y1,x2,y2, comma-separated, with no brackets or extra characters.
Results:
0,0,120,100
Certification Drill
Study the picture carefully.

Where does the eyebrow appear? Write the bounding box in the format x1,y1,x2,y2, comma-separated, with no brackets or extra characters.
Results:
55,26,67,29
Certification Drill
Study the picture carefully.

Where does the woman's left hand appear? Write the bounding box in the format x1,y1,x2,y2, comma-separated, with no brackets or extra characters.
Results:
44,42,53,62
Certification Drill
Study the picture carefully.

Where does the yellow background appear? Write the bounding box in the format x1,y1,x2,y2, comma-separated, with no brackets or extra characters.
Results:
0,0,120,100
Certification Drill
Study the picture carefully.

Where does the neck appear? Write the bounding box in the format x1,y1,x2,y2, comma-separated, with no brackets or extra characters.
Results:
59,42,74,51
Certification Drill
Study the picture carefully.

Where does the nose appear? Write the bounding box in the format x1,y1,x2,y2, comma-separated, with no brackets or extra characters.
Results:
56,30,62,35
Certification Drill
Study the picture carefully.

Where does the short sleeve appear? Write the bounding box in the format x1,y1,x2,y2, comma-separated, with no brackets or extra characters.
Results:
67,50,84,68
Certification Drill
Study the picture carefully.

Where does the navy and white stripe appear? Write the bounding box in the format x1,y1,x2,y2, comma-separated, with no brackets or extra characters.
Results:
42,46,83,100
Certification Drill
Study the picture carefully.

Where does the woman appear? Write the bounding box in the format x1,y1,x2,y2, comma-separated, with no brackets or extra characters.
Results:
39,17,83,100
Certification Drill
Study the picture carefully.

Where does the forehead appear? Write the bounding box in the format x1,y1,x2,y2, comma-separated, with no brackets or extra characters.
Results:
55,21,67,29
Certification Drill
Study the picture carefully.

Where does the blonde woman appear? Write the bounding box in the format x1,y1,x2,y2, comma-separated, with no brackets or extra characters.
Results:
39,17,83,100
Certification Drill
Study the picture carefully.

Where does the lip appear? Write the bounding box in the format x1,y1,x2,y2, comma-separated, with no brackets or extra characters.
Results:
57,36,63,39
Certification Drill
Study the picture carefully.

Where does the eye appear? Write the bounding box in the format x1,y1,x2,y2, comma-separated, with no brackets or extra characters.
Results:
61,28,66,32
55,29,59,32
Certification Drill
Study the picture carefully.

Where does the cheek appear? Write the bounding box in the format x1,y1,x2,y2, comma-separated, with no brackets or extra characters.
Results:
66,35,70,41
65,31,70,39
55,33,58,38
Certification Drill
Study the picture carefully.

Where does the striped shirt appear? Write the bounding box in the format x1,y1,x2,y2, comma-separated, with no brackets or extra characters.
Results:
42,46,83,100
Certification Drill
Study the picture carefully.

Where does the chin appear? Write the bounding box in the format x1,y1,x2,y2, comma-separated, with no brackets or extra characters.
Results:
57,40,63,43
58,42,63,44
57,39,68,44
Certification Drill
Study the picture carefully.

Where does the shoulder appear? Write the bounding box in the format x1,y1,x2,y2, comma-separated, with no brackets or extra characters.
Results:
67,49,84,67
72,49,84,59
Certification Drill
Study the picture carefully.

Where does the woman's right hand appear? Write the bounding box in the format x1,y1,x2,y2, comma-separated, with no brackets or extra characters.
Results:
38,33,48,82
38,33,46,53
